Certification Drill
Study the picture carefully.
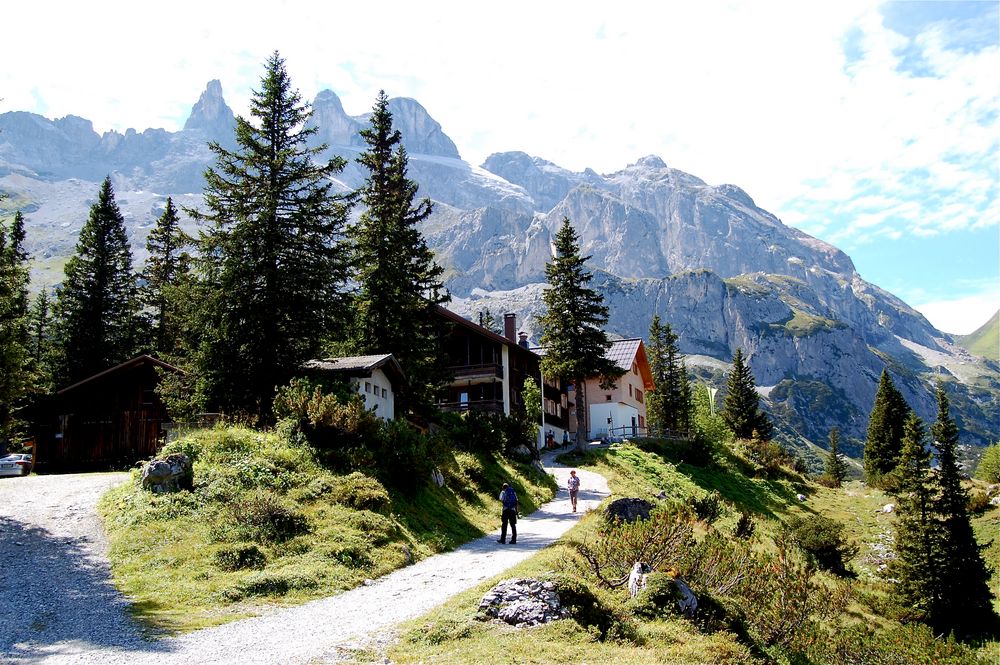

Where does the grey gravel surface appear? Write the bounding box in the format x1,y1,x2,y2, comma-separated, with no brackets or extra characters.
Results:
0,449,609,664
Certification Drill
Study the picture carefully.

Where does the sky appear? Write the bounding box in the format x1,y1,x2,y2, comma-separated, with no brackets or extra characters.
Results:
2,0,997,334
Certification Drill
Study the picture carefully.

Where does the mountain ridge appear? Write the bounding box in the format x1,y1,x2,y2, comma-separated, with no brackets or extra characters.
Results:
0,80,995,455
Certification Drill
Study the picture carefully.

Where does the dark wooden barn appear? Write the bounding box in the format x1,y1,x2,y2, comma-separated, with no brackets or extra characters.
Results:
31,355,181,472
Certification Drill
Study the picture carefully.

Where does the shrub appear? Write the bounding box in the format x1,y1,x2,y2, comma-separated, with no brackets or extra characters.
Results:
733,512,756,540
785,514,857,575
546,574,638,642
967,489,992,514
691,491,726,524
213,543,267,571
627,572,688,620
222,569,320,600
574,503,695,589
220,491,310,543
976,442,1000,483
374,419,431,492
739,437,792,477
803,622,985,665
331,472,391,513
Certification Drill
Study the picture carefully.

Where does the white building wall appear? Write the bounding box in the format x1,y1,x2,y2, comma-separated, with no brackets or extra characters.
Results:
350,368,396,420
589,402,640,440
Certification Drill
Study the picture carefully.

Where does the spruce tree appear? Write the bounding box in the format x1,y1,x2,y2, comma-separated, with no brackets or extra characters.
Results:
538,217,623,452
53,177,140,386
891,412,939,622
721,348,772,440
26,289,54,393
863,369,911,483
349,90,449,410
0,210,31,444
191,52,351,419
646,314,692,434
141,197,191,355
824,427,848,486
929,385,995,635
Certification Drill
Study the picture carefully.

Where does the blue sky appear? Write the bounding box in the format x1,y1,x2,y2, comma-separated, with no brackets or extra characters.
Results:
1,0,997,334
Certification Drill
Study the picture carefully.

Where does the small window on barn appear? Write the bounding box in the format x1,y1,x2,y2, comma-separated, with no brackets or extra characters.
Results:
142,389,156,406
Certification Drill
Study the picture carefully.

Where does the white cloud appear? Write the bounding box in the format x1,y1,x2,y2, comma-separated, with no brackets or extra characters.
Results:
914,290,1000,336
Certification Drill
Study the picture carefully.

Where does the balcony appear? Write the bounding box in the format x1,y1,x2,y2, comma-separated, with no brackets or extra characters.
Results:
447,363,503,383
437,399,505,415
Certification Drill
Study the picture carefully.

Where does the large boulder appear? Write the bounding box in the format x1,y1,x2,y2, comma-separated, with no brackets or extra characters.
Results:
477,578,570,627
140,453,193,493
604,497,653,523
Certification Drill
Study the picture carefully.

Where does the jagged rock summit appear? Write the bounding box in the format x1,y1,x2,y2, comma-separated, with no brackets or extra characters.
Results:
0,80,995,458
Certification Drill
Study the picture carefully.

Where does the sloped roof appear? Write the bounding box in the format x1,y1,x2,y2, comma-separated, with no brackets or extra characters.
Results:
533,339,654,390
57,355,183,395
302,354,408,388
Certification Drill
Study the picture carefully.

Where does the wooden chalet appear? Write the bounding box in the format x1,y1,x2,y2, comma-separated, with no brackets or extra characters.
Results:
31,355,181,472
434,307,570,444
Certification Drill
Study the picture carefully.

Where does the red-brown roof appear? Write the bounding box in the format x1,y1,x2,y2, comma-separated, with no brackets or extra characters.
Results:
56,355,183,395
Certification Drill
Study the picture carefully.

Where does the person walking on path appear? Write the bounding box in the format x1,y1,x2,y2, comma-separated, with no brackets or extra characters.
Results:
498,482,518,544
567,470,581,512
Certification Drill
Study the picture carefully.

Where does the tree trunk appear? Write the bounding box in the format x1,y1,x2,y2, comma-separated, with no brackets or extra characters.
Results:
575,377,588,453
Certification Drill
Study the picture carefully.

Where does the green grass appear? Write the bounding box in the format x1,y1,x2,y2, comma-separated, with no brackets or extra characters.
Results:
958,310,999,361
98,425,556,633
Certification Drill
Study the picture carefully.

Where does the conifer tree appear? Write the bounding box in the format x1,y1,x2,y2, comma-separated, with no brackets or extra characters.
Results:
929,385,995,635
0,210,31,444
863,369,911,483
191,52,351,419
26,289,54,393
538,217,623,452
721,348,772,440
891,412,939,622
349,90,449,410
141,197,191,355
53,177,140,386
824,427,848,486
646,314,692,434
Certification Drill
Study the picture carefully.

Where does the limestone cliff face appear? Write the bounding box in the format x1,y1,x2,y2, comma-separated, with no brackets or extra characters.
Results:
1,83,994,451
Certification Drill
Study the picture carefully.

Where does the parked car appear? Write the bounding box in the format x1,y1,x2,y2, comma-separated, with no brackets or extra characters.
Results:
0,453,32,477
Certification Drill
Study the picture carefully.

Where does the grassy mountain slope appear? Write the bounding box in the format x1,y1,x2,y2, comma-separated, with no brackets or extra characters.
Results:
958,310,1000,361
385,440,1000,665
98,425,556,633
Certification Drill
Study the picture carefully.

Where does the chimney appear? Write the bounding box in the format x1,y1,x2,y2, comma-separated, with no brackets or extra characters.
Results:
518,332,529,348
504,313,516,342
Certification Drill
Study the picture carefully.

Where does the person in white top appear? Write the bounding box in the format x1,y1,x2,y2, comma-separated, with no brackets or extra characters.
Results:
567,470,581,512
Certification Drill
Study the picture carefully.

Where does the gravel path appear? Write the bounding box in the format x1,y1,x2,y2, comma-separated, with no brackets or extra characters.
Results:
1,449,609,664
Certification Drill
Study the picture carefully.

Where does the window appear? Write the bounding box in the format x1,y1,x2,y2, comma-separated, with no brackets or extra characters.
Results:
636,389,643,404
365,382,371,393
639,415,645,428
628,384,633,397
605,394,612,401
381,388,387,398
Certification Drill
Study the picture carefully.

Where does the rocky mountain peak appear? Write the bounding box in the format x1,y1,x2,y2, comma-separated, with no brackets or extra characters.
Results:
183,80,235,136
385,97,460,159
310,89,364,148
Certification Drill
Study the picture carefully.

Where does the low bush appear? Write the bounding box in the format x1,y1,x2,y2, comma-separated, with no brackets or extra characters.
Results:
627,572,686,620
218,491,310,543
546,574,638,642
785,514,857,575
331,472,391,513
732,512,756,540
975,442,1000,483
691,490,726,524
967,489,992,514
222,569,320,601
213,543,267,571
801,622,987,665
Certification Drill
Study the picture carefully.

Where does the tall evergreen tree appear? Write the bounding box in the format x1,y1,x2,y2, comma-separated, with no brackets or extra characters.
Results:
190,52,351,419
863,369,911,483
141,197,191,355
929,385,995,635
349,90,449,410
0,210,31,444
824,427,848,486
53,177,140,386
538,217,623,452
646,314,692,434
26,289,54,393
891,412,940,624
721,348,772,440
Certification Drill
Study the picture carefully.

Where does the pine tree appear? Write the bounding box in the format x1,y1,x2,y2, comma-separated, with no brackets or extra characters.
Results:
929,385,995,635
538,217,623,452
141,197,191,355
863,369,911,483
0,210,32,444
824,427,848,486
349,90,449,410
891,412,939,622
721,348,772,440
26,289,54,393
478,309,502,336
191,52,351,419
646,314,692,435
53,177,140,386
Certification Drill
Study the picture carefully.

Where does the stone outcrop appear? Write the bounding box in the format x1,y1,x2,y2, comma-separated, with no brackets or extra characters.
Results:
477,578,569,627
604,498,653,523
140,453,193,493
